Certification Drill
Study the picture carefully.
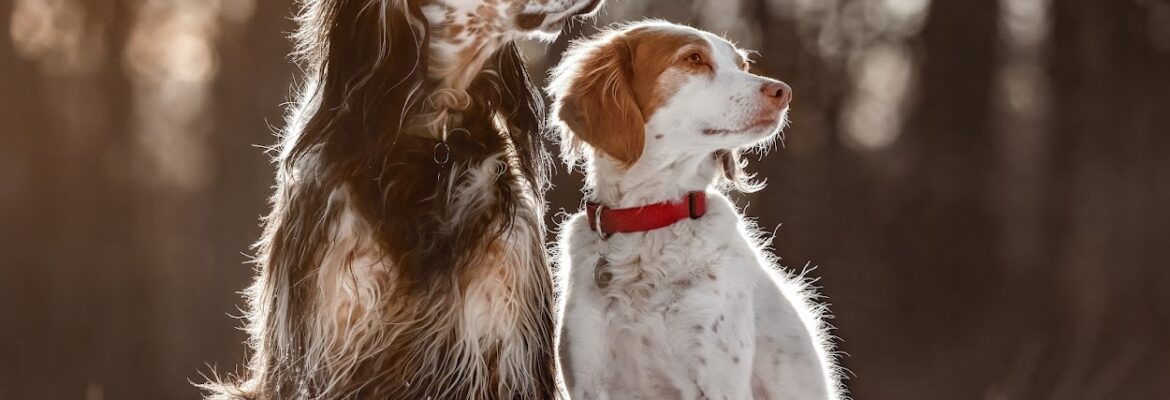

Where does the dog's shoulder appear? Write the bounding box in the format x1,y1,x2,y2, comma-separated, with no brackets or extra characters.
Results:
558,211,594,247
555,212,600,284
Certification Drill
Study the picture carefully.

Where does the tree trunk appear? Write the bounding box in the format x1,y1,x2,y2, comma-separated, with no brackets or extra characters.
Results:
873,0,1002,397
1041,0,1170,397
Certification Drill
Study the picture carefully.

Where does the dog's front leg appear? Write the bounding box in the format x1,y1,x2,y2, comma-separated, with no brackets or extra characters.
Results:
674,295,757,400
559,290,614,400
749,281,838,400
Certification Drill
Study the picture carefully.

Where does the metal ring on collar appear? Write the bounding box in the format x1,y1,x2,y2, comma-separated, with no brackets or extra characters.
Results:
433,142,450,165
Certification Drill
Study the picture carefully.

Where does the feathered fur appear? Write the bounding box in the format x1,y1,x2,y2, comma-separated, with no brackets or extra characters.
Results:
200,0,575,398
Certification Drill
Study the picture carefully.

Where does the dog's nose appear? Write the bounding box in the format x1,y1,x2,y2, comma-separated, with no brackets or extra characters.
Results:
761,81,792,108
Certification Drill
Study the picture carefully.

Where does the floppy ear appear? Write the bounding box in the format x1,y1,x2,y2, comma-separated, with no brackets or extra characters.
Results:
287,0,430,163
556,37,645,166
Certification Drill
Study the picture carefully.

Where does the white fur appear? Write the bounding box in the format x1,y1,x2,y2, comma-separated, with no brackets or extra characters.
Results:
551,21,844,400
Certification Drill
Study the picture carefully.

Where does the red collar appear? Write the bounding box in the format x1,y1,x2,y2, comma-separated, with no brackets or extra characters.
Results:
586,192,707,237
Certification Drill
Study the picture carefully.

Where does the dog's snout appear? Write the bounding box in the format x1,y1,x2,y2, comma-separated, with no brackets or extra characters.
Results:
521,0,602,31
760,82,785,98
761,81,792,108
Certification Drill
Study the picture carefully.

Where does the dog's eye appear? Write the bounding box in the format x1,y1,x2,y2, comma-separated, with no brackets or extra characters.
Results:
686,53,704,64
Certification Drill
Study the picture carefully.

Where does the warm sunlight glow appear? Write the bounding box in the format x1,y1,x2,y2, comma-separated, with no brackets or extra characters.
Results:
774,0,932,60
697,0,759,48
10,0,105,75
996,0,1051,138
124,0,228,190
1002,0,1050,50
842,43,915,150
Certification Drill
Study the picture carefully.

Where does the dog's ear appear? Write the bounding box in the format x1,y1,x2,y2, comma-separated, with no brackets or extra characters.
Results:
555,36,645,167
288,0,430,163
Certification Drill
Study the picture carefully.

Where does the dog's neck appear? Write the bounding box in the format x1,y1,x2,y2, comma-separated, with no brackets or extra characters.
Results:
425,18,516,110
588,144,720,209
408,26,513,137
429,39,508,95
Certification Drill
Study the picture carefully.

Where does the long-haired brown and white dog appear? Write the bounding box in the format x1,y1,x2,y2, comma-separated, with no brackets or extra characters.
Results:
203,0,602,398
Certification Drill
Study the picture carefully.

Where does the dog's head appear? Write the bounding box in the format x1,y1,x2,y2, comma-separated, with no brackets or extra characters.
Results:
425,0,606,39
293,0,604,110
287,0,604,191
549,20,791,191
423,0,606,92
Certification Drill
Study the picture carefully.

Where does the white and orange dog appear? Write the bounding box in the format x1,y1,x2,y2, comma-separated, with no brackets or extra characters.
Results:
549,21,844,399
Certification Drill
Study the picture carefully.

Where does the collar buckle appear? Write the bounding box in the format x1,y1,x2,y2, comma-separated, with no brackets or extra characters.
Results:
593,203,610,240
688,192,701,219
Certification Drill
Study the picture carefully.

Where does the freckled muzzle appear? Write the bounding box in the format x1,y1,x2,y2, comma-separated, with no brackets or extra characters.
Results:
515,0,604,32
575,0,605,16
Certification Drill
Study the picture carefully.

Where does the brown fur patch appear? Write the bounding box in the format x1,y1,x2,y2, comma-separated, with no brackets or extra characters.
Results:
557,34,645,165
202,0,557,399
556,26,714,166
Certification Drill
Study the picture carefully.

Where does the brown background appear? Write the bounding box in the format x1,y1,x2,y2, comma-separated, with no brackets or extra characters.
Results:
2,0,1168,399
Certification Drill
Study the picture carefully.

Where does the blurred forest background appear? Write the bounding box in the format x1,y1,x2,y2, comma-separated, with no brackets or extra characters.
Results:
2,0,1169,399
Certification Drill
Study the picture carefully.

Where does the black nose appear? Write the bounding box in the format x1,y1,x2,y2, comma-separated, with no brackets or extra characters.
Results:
572,0,604,17
516,13,547,30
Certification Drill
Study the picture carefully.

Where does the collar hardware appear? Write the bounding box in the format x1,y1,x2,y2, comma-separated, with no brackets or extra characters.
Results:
401,111,466,165
688,192,701,219
402,111,466,140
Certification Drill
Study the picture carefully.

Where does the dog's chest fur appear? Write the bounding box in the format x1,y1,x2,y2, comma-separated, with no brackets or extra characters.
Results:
560,197,763,397
319,175,541,346
268,150,556,399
